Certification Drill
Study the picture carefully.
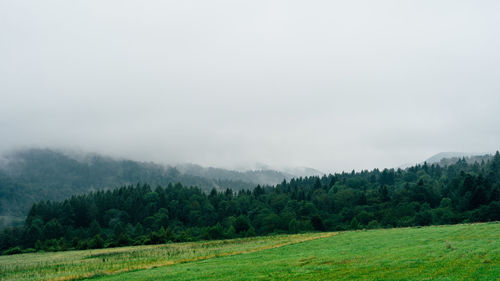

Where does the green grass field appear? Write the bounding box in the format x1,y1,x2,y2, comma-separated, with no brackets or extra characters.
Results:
1,223,499,280
0,232,333,281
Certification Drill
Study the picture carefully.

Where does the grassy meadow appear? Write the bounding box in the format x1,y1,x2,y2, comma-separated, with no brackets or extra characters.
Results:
1,223,499,280
0,232,333,281
93,222,500,281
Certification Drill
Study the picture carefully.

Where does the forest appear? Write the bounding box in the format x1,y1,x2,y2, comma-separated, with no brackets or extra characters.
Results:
1,153,499,254
0,149,290,227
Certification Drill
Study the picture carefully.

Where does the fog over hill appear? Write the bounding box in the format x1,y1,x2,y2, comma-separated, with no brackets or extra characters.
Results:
2,147,497,229
177,163,323,185
425,152,479,163
0,148,322,228
421,152,493,167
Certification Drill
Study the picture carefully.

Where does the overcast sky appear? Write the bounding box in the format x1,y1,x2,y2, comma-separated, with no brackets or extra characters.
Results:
1,0,499,173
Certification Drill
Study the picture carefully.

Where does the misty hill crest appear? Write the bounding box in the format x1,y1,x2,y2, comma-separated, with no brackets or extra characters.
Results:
0,148,321,227
425,152,493,166
176,163,322,186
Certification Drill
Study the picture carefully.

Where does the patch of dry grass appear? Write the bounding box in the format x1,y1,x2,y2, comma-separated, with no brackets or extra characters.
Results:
0,232,334,281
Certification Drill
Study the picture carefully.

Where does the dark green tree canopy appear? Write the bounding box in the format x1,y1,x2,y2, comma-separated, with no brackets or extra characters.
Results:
1,154,500,254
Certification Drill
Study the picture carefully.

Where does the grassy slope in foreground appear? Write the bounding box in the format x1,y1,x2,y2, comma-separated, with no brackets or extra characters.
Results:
95,222,500,281
0,233,333,281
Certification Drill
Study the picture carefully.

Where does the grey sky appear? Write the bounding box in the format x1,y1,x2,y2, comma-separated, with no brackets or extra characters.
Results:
1,0,499,173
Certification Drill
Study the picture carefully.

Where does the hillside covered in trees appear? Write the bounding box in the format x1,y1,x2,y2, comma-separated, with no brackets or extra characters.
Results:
425,152,492,167
0,149,309,228
1,152,499,254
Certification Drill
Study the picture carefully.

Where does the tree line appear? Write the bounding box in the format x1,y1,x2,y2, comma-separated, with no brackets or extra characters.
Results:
1,153,500,254
0,148,256,228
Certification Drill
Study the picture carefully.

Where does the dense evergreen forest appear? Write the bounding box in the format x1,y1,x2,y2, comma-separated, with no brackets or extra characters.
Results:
1,153,499,254
0,149,303,228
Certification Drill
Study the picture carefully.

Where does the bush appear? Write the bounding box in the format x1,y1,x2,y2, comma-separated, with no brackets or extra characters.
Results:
89,235,105,249
116,233,131,246
367,220,381,229
77,240,88,250
311,215,326,231
22,248,36,254
3,247,22,255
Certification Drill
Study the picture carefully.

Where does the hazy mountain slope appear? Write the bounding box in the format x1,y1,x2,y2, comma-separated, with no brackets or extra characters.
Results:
0,148,326,229
0,149,255,226
425,152,475,163
0,148,318,227
425,152,492,166
281,166,323,178
176,164,295,186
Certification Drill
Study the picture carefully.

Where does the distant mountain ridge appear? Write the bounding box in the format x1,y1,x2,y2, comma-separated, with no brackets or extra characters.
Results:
176,164,322,186
425,152,493,166
176,163,294,186
0,148,321,228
